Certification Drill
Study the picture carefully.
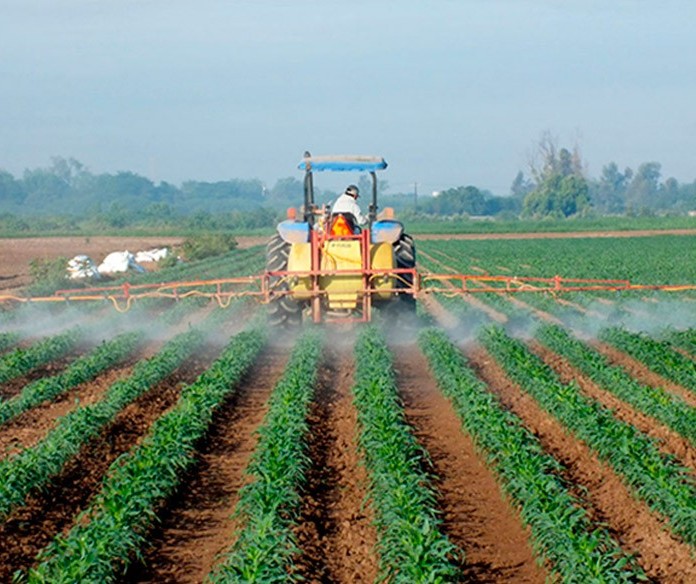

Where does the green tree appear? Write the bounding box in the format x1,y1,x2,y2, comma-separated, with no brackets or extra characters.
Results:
22,167,71,211
660,176,680,209
625,162,661,211
0,171,26,208
524,174,589,218
357,174,389,198
269,177,303,203
523,139,590,218
591,162,630,213
510,171,533,199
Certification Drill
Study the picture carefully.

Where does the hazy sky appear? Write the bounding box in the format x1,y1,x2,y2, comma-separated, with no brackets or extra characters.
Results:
2,1,695,195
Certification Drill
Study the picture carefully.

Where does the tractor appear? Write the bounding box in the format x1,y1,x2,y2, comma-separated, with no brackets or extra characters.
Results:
3,155,666,315
265,153,417,325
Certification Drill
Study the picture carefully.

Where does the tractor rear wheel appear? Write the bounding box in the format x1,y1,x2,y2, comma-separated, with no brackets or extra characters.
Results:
266,234,302,327
393,233,417,311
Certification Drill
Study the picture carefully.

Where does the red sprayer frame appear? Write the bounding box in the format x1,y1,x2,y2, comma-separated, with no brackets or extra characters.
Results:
1,271,694,315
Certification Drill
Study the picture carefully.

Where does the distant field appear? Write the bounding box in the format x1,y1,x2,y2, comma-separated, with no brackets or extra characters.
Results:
407,214,696,234
418,234,696,285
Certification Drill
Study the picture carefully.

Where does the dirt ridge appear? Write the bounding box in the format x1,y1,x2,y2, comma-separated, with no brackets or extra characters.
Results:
467,346,696,583
393,346,547,583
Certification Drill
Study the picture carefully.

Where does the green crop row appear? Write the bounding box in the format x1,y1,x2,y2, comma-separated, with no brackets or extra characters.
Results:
537,325,696,447
25,325,266,583
481,326,696,546
0,326,204,520
353,325,459,583
664,328,696,356
0,332,19,353
0,327,82,385
601,327,696,396
0,331,143,427
208,329,323,583
418,327,644,582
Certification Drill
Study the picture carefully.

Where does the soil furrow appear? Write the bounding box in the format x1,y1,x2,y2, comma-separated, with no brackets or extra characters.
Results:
0,349,82,401
393,346,547,583
0,342,165,459
419,294,462,329
466,346,696,583
595,342,696,408
0,365,132,459
0,346,219,582
532,342,696,473
294,342,379,584
125,346,287,584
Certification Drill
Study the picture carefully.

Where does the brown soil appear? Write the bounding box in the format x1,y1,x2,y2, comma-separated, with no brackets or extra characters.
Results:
392,346,547,583
125,346,286,583
0,349,83,401
0,237,185,292
419,294,462,329
531,342,696,473
466,346,696,583
0,362,136,458
595,342,696,409
294,341,379,583
0,340,166,458
0,347,220,581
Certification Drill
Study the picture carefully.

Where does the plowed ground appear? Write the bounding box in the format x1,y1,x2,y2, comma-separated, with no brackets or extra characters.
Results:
2,320,696,582
1,233,696,581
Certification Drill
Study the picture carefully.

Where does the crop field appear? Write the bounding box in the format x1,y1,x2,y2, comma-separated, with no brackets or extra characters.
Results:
0,233,695,583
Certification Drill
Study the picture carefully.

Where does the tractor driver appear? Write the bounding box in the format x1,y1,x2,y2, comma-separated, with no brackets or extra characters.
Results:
332,184,368,228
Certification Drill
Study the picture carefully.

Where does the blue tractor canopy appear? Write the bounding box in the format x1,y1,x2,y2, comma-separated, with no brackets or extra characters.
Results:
298,154,387,173
299,153,387,224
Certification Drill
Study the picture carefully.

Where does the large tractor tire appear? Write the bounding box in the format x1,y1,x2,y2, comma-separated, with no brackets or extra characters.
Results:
266,234,302,327
392,233,417,312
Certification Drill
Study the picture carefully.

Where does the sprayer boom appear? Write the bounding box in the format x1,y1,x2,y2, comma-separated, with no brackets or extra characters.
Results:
1,271,695,313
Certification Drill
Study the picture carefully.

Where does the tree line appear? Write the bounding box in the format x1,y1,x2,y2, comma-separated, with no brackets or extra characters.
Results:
0,151,694,234
416,139,696,219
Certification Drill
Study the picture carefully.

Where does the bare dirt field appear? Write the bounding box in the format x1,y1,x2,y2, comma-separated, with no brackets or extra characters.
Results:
0,237,184,291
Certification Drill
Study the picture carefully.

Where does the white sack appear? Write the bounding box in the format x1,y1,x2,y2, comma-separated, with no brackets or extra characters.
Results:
67,255,100,280
98,251,146,275
135,248,169,263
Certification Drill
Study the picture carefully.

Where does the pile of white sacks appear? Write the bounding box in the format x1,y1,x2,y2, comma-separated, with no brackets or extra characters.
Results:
67,248,170,280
